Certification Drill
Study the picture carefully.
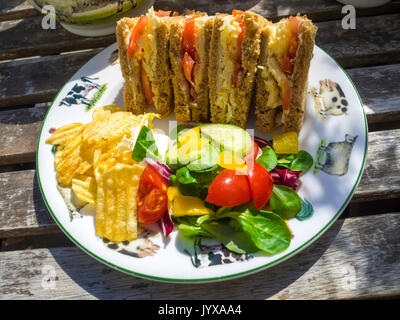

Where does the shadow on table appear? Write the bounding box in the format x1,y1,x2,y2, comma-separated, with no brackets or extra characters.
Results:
43,217,344,299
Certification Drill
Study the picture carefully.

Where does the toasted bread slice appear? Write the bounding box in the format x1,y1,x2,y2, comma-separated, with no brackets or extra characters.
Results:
116,17,146,114
169,14,214,122
208,11,263,128
116,10,174,117
255,15,317,133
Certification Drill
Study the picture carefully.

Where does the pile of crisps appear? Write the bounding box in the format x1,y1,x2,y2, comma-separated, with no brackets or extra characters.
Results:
46,105,158,243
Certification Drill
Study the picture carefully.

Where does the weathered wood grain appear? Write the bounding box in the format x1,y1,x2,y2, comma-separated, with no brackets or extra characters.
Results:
156,0,400,20
347,64,400,124
1,3,400,63
0,129,398,238
353,129,400,203
0,212,399,300
0,49,101,108
316,13,400,68
0,1,38,22
0,62,398,168
0,15,115,60
0,106,47,165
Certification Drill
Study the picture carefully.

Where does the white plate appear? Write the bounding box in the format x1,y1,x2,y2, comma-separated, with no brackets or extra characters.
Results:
36,43,367,283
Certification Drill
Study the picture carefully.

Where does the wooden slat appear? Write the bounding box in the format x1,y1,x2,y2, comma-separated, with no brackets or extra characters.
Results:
0,106,47,165
0,62,398,167
1,3,400,62
0,15,114,60
1,212,399,299
0,1,38,22
0,49,101,108
0,15,400,107
316,13,400,68
347,64,400,123
157,0,400,20
0,128,398,238
352,129,400,203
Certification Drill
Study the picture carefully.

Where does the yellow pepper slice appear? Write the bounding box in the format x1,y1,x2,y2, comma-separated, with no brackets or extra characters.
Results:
167,187,215,217
216,151,247,172
272,131,299,154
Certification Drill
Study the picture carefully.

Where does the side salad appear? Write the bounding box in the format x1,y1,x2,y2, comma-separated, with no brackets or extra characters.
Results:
131,122,313,255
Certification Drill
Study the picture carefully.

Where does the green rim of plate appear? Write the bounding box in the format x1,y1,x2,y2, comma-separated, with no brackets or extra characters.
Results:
36,44,368,283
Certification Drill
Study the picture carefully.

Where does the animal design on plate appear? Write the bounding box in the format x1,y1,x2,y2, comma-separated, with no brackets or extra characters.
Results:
185,238,254,268
309,79,350,120
59,76,107,110
313,134,358,176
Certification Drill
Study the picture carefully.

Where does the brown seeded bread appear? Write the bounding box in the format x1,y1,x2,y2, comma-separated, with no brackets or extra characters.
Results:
151,18,174,117
169,17,191,122
255,15,317,133
169,15,214,122
208,13,226,124
282,17,317,132
209,11,263,128
192,17,214,122
116,15,174,117
116,17,146,114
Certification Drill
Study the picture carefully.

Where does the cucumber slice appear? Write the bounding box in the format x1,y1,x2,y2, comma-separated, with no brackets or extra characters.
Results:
187,144,220,172
199,124,252,156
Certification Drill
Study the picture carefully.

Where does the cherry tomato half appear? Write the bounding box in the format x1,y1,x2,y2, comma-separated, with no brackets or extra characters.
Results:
137,164,168,223
247,162,274,209
244,140,259,163
138,188,168,223
206,169,251,207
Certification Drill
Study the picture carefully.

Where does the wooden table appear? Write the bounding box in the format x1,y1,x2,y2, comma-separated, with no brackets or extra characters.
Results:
1,0,400,300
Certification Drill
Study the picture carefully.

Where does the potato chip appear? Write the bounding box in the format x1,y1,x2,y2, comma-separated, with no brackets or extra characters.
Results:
95,163,145,243
55,134,84,187
72,176,97,205
82,111,139,145
45,123,84,146
92,104,124,120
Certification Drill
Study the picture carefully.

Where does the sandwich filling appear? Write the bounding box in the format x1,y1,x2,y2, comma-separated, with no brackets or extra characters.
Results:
215,11,245,123
260,17,302,115
126,8,164,105
181,15,209,100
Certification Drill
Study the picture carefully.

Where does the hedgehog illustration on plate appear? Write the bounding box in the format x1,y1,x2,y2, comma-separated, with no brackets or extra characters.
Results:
313,134,358,176
309,79,350,120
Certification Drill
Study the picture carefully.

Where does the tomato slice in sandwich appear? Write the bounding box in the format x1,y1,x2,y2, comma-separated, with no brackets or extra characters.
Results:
182,52,195,87
141,63,154,105
181,16,197,87
127,15,150,56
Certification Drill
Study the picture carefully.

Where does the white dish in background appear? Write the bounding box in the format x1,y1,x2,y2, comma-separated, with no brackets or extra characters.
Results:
28,0,155,36
337,0,390,8
36,43,367,283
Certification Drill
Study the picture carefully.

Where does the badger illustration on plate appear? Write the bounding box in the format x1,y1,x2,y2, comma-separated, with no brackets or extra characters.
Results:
313,134,358,176
309,79,350,120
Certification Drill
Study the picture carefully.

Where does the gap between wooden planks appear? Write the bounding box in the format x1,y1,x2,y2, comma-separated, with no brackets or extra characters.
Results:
0,212,399,299
0,62,399,166
1,7,400,62
0,128,399,238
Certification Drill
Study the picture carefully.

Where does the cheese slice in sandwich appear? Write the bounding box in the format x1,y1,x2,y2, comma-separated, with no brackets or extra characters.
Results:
116,7,174,117
208,10,264,128
255,15,317,133
169,13,215,122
